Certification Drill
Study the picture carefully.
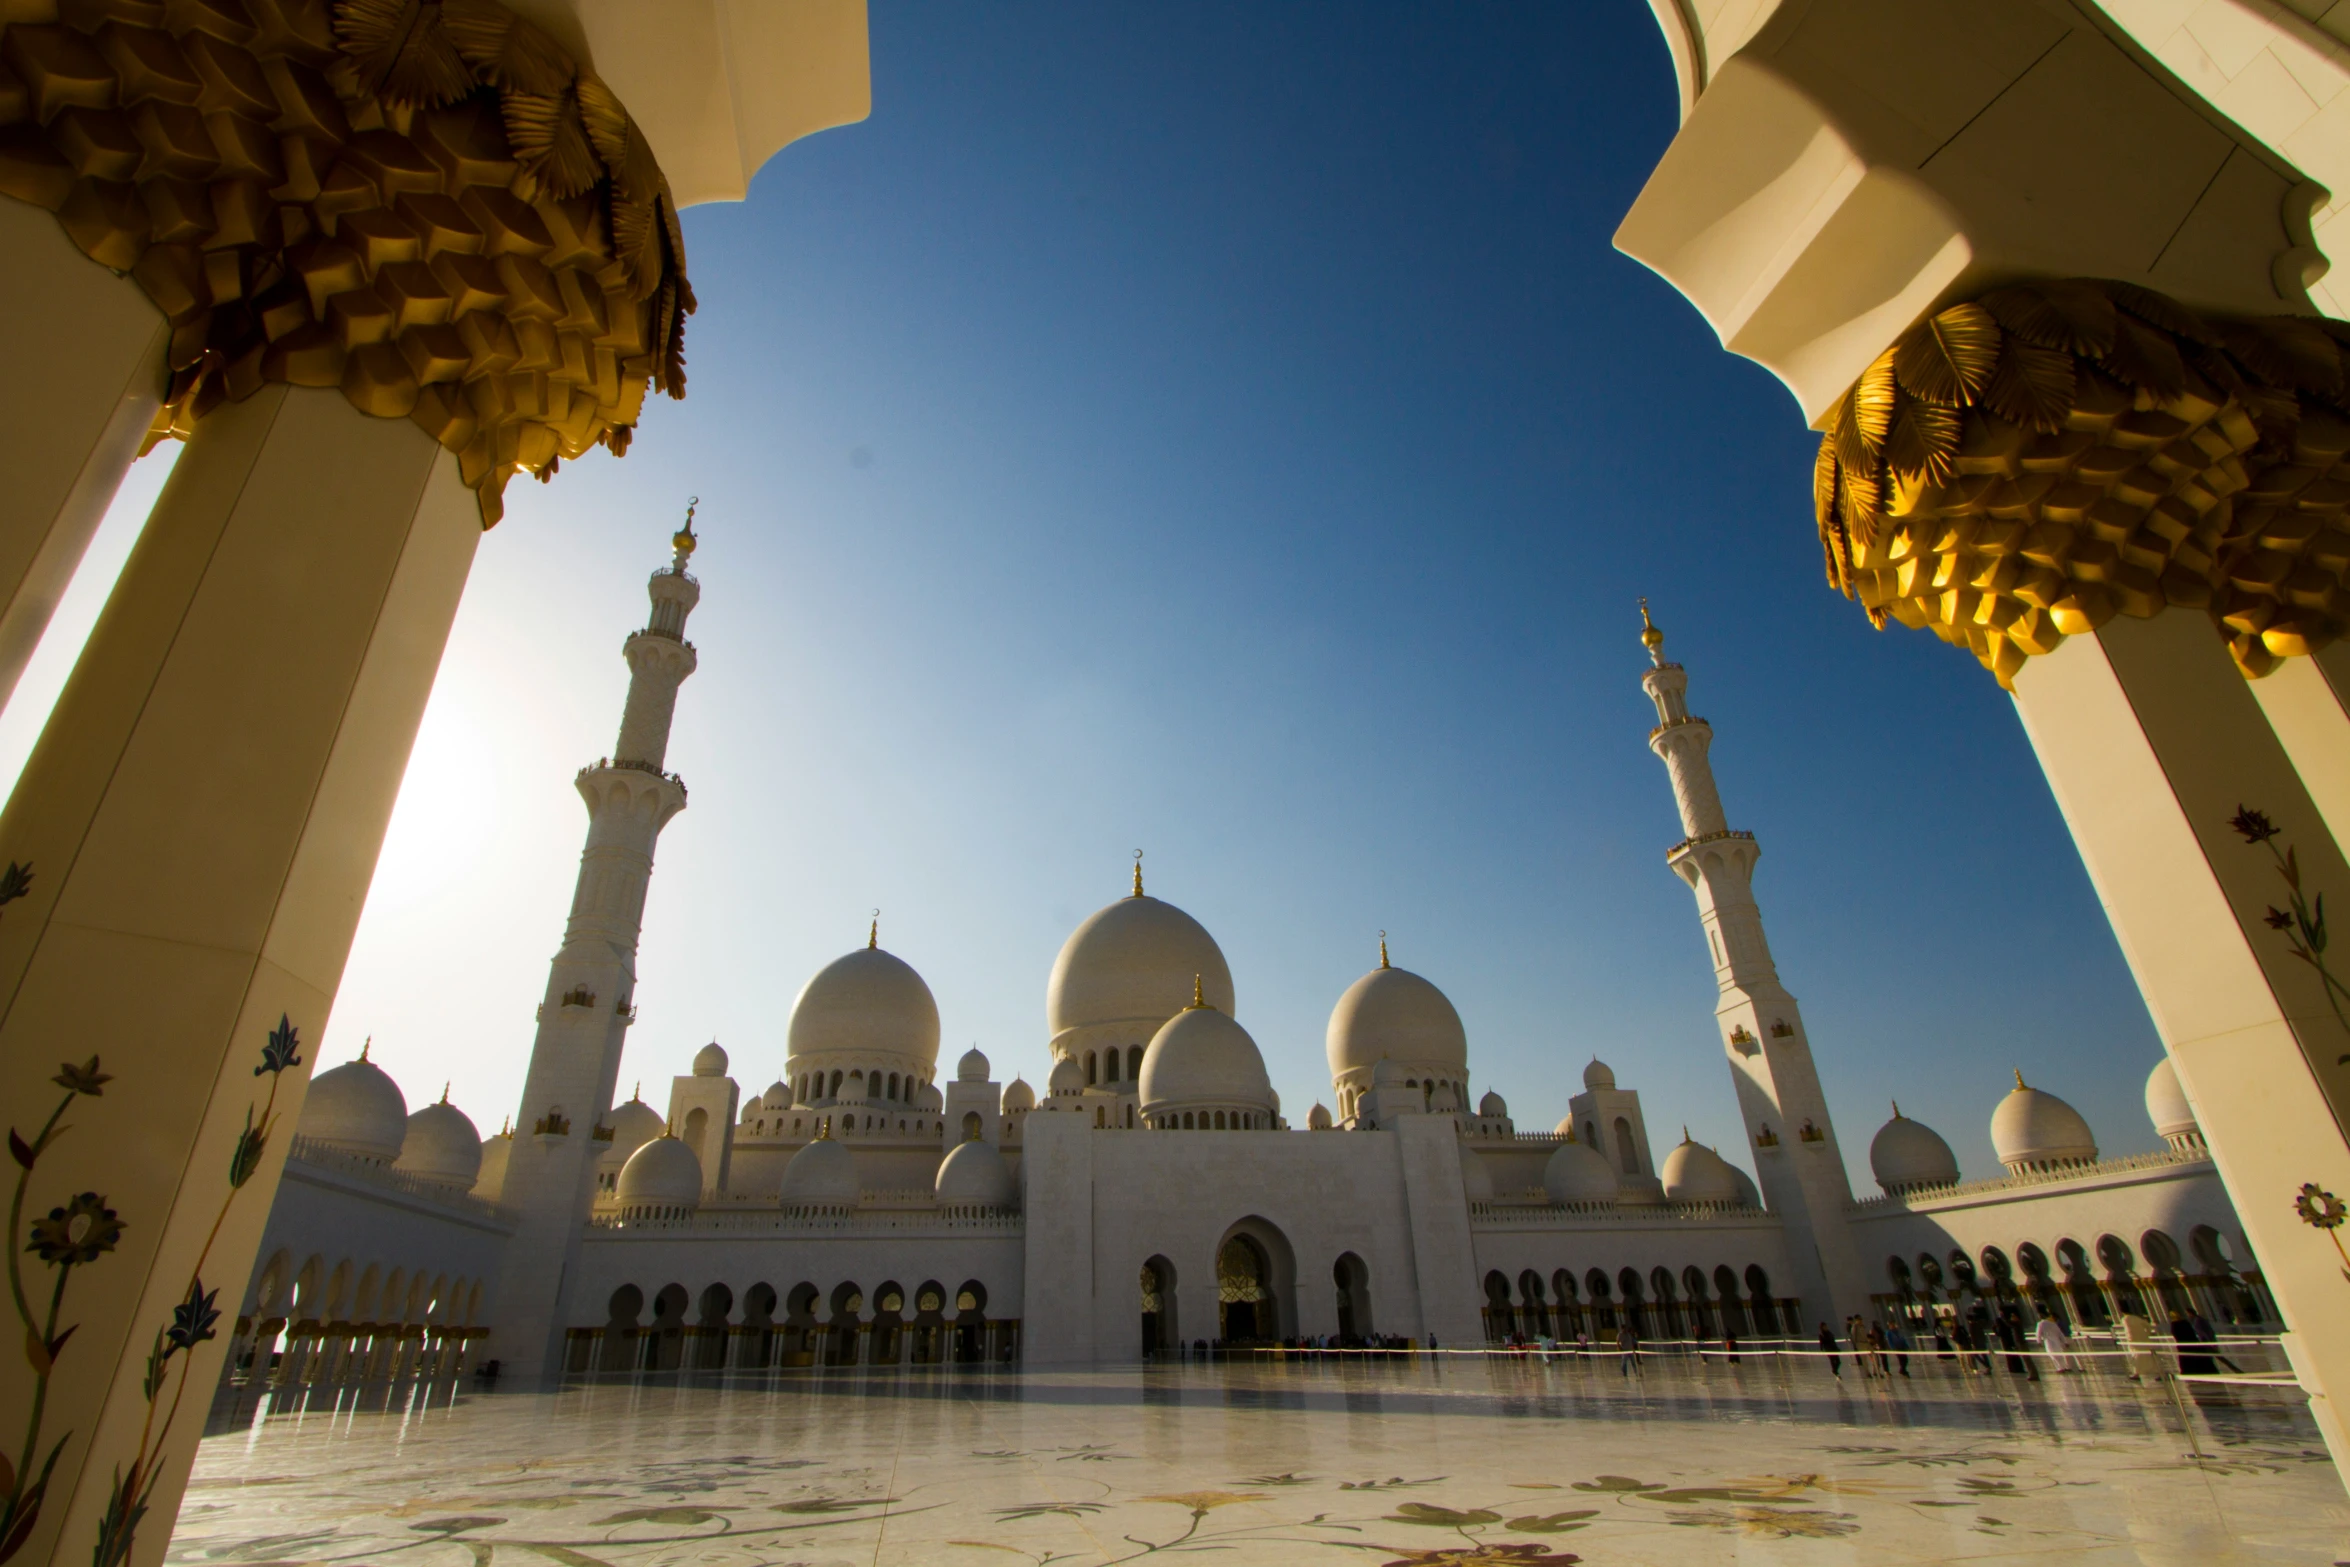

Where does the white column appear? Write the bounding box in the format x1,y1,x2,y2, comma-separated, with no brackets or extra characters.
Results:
2011,613,2350,1476
0,199,169,714
0,386,477,1566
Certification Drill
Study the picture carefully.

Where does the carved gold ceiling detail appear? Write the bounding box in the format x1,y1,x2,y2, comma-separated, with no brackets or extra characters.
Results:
0,0,694,526
1815,278,2350,685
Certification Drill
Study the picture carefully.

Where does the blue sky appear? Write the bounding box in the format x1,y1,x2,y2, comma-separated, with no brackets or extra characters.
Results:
3,2,2167,1192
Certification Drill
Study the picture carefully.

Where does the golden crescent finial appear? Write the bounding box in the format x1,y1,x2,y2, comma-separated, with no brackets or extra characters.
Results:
359,1035,371,1062
440,1081,450,1104
1639,597,1664,659
2014,1068,2027,1091
1191,973,1205,1009
673,497,699,559
1378,930,1390,969
1132,849,1144,898
869,909,880,949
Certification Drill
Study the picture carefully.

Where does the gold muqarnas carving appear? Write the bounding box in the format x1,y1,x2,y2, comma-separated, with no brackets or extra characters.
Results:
1814,278,2350,686
0,0,693,526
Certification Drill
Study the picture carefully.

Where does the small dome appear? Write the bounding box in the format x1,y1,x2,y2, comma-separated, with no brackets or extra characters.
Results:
1325,963,1468,1078
1870,1105,1959,1194
916,1082,942,1111
1478,1089,1507,1119
1307,1102,1333,1130
1048,893,1234,1040
1582,1058,1616,1091
1048,1055,1085,1095
1002,1076,1035,1111
393,1097,481,1189
1991,1072,2098,1172
1138,1002,1275,1119
616,1135,701,1210
2145,1058,2198,1142
835,1073,868,1105
1553,1114,1578,1137
958,1046,991,1081
1660,1135,1740,1204
788,945,942,1067
779,1134,860,1207
692,1041,728,1077
602,1095,666,1163
935,1139,1017,1206
1544,1135,1617,1205
298,1055,409,1161
1457,1141,1495,1202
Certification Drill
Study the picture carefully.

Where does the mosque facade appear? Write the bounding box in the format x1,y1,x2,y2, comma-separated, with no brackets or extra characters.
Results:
224,541,2275,1390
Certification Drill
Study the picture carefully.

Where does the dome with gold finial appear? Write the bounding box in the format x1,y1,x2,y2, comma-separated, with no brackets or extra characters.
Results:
1047,861,1234,1064
1138,979,1275,1125
297,1040,408,1162
1325,936,1468,1081
1990,1070,2097,1175
1639,598,1665,660
672,496,699,562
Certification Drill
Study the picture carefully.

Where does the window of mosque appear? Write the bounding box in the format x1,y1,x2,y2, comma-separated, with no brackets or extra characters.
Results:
1086,1052,1098,1086
1614,1117,1638,1173
1127,1045,1143,1079
1104,1050,1119,1084
956,1290,978,1311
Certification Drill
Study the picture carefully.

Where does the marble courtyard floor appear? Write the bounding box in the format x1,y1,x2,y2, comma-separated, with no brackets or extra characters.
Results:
172,1355,2343,1567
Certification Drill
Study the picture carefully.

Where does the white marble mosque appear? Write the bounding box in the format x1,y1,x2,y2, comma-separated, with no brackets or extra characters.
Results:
224,533,2275,1394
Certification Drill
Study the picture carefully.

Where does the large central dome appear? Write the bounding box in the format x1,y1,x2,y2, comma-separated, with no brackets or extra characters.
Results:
788,945,941,1066
1047,889,1234,1048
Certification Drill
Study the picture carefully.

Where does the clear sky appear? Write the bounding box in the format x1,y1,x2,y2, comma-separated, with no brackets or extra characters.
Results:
2,2,2167,1194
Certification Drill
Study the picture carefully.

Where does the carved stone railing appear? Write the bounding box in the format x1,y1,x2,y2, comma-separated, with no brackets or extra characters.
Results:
587,1205,1022,1235
1469,1199,1769,1229
1848,1146,2212,1213
285,1133,506,1220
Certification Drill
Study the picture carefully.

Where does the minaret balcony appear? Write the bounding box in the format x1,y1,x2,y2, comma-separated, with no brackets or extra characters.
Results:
1664,826,1755,859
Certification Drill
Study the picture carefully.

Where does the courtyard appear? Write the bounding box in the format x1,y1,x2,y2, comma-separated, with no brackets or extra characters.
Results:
172,1352,2339,1566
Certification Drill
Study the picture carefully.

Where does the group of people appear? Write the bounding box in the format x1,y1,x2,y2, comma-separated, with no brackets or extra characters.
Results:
1818,1304,2236,1383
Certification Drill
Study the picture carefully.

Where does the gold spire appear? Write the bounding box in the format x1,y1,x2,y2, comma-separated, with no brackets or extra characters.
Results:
1190,973,1205,1009
869,909,879,949
1891,1099,1902,1118
1639,597,1665,662
632,1081,641,1102
500,1115,511,1137
440,1082,450,1104
816,1115,832,1141
1681,1124,1691,1142
673,496,698,561
1378,930,1390,969
1132,849,1144,898
359,1035,371,1062
2014,1068,2027,1091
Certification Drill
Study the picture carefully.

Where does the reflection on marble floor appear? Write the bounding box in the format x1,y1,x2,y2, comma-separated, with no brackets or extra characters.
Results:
173,1356,2344,1566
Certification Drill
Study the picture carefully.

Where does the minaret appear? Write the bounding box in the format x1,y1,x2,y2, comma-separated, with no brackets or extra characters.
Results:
1638,602,1868,1328
487,510,702,1382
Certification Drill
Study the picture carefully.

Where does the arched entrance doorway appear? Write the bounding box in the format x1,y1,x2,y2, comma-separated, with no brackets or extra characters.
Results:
1334,1253,1373,1342
1141,1257,1176,1356
1220,1236,1272,1342
1212,1219,1296,1344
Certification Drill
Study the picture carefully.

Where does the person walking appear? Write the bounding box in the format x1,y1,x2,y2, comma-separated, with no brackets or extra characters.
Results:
2034,1312,2074,1373
1818,1321,1841,1378
1724,1330,1741,1364
1617,1320,1640,1378
2121,1310,2157,1381
1865,1320,1890,1378
1884,1321,1912,1378
1997,1308,2039,1382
